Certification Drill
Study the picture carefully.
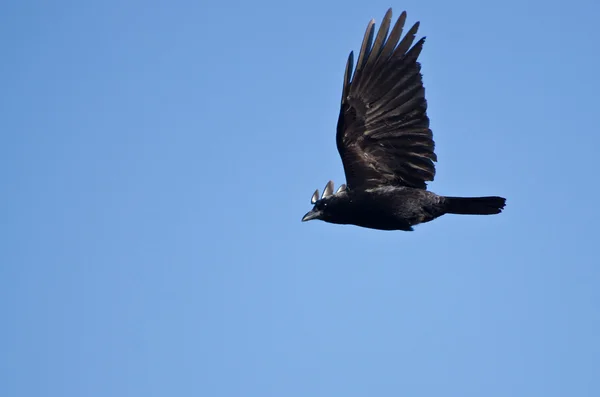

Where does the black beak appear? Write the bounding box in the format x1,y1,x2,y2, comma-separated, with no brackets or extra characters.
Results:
301,209,321,222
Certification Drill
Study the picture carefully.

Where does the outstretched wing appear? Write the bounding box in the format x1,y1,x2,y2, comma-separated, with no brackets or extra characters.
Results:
336,9,436,190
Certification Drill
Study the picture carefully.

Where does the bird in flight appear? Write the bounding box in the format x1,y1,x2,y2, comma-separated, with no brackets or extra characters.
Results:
302,9,506,231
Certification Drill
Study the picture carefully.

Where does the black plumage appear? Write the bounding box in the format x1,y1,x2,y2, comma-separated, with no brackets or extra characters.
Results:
302,9,506,231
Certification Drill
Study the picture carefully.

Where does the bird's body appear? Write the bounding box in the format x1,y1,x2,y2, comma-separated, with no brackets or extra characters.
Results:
309,187,440,231
302,9,506,231
305,186,504,231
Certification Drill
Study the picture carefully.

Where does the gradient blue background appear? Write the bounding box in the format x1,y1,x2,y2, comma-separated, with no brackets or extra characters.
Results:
2,0,599,396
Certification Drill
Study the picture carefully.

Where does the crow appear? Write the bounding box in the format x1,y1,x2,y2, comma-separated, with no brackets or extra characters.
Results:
302,9,506,231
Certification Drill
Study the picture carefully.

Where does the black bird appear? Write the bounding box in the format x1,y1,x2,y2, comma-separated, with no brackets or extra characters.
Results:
302,9,506,231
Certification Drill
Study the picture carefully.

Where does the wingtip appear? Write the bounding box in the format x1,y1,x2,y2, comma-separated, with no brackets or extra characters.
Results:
311,189,320,204
322,180,335,199
383,8,393,22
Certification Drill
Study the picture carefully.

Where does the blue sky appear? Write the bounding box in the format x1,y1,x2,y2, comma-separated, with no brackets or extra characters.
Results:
1,0,599,396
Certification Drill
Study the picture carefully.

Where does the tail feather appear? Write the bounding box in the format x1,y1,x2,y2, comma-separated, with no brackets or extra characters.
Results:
444,196,506,215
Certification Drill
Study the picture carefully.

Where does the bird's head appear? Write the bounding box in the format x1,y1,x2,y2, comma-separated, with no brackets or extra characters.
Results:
302,180,347,223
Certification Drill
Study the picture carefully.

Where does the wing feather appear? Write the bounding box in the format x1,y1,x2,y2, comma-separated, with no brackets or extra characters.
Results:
340,52,354,105
336,9,436,190
375,11,407,70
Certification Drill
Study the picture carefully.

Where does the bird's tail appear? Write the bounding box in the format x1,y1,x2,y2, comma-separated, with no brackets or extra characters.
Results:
444,196,506,215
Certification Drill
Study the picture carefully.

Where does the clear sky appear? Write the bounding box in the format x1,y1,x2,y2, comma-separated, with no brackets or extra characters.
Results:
1,0,599,396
